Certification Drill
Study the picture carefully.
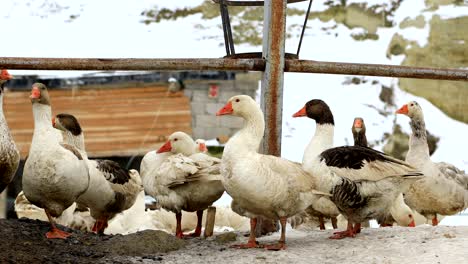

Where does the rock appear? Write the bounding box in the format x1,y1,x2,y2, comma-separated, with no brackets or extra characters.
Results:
94,230,186,256
215,232,238,243
379,85,394,106
399,15,426,29
397,15,468,124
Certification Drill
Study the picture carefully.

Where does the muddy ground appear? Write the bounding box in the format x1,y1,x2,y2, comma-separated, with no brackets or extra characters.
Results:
1,218,467,264
0,218,186,263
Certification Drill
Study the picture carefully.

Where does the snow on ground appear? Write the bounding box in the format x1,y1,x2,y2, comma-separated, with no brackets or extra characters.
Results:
154,226,468,264
2,0,467,219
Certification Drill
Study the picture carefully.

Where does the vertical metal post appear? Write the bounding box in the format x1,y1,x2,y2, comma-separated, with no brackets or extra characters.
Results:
260,0,287,156
297,0,313,57
219,0,231,56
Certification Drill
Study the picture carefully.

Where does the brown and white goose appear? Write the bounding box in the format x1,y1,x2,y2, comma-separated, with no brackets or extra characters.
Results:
352,117,415,228
351,117,368,148
143,131,224,238
0,69,20,193
293,100,421,239
217,95,323,250
22,83,90,239
53,113,143,234
292,99,339,230
396,101,468,225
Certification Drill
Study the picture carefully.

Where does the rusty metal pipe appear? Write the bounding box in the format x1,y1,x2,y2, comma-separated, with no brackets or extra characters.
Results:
0,57,265,71
1,57,467,81
285,60,468,81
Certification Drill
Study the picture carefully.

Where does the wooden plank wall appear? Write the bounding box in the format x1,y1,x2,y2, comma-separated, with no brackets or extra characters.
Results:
3,86,192,158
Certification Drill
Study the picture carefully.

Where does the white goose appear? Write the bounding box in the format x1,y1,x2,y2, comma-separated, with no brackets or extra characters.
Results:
53,113,143,233
22,83,90,239
195,139,208,153
0,69,20,193
217,95,324,250
293,100,420,239
352,117,415,227
143,131,224,238
396,101,468,225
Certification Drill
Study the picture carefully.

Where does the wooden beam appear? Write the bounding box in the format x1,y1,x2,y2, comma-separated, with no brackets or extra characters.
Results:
204,206,216,237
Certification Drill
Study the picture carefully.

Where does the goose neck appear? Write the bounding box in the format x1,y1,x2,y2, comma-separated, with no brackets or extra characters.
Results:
303,124,334,164
225,109,265,156
32,103,53,131
353,132,368,147
62,130,86,153
407,116,430,162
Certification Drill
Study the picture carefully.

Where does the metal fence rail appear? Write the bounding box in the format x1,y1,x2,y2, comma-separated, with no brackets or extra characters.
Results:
1,57,468,81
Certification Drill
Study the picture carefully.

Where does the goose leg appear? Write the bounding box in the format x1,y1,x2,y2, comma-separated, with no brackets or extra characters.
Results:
432,215,438,226
45,210,71,239
175,212,185,239
329,221,356,239
96,218,109,234
187,210,203,237
331,217,338,229
353,223,361,234
264,217,287,251
230,218,260,249
318,216,326,230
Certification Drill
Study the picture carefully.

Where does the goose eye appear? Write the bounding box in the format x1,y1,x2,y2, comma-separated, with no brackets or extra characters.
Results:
235,98,240,102
408,214,413,218
410,103,414,106
174,138,178,141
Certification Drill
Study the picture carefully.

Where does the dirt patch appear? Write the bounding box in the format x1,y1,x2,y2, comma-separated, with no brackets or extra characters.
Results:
0,218,185,263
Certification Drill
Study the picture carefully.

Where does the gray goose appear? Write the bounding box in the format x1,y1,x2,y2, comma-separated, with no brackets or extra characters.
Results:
22,83,90,239
351,117,415,228
397,101,468,225
0,69,20,193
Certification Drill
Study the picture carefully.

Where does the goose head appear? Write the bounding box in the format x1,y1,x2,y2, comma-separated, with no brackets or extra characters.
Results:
292,99,334,125
30,83,51,105
52,113,83,136
396,101,424,120
216,95,260,118
195,139,208,153
0,69,13,94
390,200,416,227
157,131,196,156
352,117,366,135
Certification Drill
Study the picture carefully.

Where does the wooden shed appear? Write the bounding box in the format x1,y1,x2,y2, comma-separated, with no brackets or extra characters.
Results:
3,86,192,158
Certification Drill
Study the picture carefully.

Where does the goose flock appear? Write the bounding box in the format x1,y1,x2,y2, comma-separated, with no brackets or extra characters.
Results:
0,70,467,251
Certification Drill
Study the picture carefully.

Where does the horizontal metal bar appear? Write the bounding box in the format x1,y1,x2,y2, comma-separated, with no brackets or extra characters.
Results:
212,0,306,6
285,60,468,81
0,57,265,71
1,57,467,81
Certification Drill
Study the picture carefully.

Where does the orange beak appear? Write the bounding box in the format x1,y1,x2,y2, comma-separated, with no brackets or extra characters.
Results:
199,143,208,153
408,220,415,227
292,106,307,118
396,104,409,115
216,101,233,116
157,140,172,153
354,119,362,128
30,86,41,99
52,117,56,127
0,69,13,80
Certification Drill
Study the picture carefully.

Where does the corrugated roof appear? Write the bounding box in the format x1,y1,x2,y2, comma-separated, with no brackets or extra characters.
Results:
3,86,192,158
